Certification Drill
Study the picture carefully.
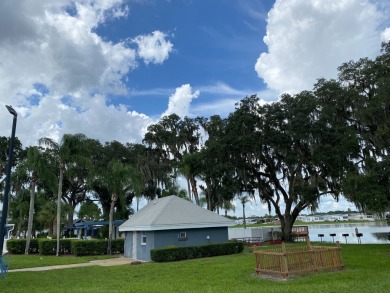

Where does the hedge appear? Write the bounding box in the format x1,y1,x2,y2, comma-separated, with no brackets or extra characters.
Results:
38,239,72,255
6,238,124,256
6,239,39,254
71,239,124,256
111,239,125,254
150,241,244,262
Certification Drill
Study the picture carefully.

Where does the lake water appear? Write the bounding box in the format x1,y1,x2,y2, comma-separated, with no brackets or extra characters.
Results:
307,222,390,244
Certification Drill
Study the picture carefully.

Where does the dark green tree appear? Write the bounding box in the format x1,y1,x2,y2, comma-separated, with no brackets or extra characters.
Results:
197,115,239,211
15,146,56,254
78,200,101,221
39,133,91,256
337,42,390,213
143,114,202,202
227,92,357,241
96,160,134,255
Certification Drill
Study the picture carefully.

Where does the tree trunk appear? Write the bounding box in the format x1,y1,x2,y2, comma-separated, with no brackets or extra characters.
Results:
49,220,54,236
17,219,22,238
56,165,64,256
67,207,74,236
186,178,191,202
189,176,199,205
108,192,117,255
243,203,246,229
25,178,36,254
281,215,294,242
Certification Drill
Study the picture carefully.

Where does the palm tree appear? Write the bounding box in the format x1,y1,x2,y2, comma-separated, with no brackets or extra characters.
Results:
39,133,89,256
97,160,133,255
9,188,29,238
37,201,57,236
78,200,101,221
130,169,145,212
16,147,56,254
177,152,202,205
221,199,235,217
240,195,251,229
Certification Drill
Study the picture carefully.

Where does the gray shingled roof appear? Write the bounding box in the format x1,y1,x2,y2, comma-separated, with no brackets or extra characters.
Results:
119,195,235,231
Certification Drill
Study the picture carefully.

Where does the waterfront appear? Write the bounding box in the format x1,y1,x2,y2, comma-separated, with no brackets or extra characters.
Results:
307,221,390,244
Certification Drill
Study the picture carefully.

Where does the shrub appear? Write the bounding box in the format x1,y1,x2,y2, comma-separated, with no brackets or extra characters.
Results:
7,239,39,254
7,238,124,256
111,238,124,254
38,239,73,255
71,240,107,256
151,241,244,262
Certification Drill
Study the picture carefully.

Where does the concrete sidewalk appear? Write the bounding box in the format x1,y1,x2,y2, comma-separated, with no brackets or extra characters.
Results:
8,257,137,272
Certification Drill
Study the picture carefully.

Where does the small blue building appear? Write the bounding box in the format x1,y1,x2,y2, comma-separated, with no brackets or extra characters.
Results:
119,195,235,261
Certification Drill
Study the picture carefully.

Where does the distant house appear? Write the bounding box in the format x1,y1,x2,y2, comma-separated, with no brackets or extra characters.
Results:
348,213,375,221
301,216,324,222
119,195,235,261
328,214,349,221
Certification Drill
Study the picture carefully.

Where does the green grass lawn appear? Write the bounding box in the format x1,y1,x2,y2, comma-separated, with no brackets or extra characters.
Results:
8,254,116,269
2,244,389,293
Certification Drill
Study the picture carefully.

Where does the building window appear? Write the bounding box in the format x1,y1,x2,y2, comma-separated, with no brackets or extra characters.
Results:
141,232,147,245
178,232,187,241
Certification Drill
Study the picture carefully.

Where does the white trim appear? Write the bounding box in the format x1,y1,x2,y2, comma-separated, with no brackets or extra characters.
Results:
132,232,137,259
119,222,234,232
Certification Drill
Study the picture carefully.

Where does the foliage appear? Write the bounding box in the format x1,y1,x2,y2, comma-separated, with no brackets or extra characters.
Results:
39,133,92,256
7,238,123,256
7,239,39,254
71,240,108,256
197,115,239,211
337,42,390,213
0,136,24,182
143,114,202,203
93,159,134,254
14,146,57,254
150,241,244,262
77,200,102,221
36,201,57,236
38,239,72,255
110,238,125,254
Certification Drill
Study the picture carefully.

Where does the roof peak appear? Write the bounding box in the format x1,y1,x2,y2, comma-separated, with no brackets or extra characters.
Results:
119,195,235,231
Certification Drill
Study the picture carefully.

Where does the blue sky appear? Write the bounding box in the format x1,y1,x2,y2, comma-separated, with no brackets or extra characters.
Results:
1,0,390,215
100,0,273,117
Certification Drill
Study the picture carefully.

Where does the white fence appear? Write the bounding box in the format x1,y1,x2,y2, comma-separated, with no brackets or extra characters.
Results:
228,227,281,242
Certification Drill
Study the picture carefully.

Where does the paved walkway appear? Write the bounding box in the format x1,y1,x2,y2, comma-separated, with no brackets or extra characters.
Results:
8,257,137,273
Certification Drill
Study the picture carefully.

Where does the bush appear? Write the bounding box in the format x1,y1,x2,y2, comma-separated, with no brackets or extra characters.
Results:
111,238,124,254
8,238,124,256
7,239,39,254
151,241,244,262
38,239,72,255
71,240,108,256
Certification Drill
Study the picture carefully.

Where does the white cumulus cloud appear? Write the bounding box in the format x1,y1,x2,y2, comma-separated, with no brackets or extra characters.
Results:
255,0,388,94
0,0,173,147
134,31,174,65
162,84,200,118
382,28,390,42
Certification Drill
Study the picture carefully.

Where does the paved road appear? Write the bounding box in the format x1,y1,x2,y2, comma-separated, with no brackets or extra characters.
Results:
8,257,137,272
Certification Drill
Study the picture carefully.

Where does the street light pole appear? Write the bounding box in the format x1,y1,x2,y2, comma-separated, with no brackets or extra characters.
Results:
0,105,18,256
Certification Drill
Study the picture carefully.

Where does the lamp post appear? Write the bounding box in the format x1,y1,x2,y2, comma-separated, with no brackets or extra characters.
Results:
0,105,18,256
